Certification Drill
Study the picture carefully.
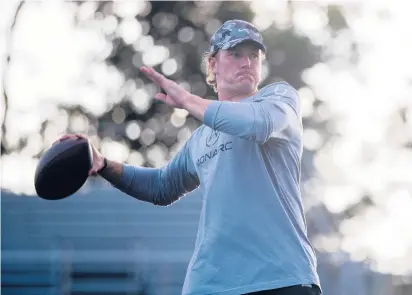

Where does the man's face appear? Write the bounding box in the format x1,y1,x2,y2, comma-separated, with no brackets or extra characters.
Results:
211,42,263,96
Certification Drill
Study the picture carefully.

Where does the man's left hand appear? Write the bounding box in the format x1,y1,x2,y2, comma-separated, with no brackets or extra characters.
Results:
140,66,191,109
139,66,212,121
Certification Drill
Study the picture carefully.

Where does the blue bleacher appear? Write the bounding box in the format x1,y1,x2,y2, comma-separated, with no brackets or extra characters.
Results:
2,187,203,295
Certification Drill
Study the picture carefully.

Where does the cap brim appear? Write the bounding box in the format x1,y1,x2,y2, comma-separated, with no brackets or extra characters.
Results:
224,38,266,53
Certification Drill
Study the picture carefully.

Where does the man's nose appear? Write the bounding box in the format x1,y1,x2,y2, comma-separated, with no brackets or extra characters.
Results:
240,56,252,67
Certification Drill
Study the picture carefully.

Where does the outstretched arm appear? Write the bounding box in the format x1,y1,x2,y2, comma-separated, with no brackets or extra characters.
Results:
140,67,300,144
99,138,199,206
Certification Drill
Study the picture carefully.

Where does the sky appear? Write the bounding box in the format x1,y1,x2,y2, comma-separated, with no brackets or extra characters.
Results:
1,0,412,277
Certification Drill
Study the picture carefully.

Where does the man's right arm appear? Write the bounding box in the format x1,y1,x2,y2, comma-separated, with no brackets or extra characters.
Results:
98,139,200,206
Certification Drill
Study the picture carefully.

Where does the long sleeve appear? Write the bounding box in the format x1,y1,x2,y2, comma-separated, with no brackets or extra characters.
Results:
203,82,300,144
111,136,200,206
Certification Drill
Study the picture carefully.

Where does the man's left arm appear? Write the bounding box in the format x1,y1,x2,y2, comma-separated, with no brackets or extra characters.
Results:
139,66,299,144
184,83,300,144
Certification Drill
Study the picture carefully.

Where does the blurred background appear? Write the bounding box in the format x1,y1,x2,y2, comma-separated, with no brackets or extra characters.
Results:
1,1,412,294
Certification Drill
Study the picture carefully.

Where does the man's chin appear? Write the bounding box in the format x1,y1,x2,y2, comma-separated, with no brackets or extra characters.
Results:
236,81,256,92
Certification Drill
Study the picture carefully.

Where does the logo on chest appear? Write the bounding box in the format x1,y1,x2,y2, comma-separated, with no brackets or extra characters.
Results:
206,129,220,147
197,129,232,167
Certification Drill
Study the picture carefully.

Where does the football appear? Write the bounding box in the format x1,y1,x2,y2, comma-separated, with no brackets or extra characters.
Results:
34,137,93,200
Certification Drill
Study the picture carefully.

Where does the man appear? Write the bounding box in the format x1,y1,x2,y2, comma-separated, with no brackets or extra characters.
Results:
58,20,322,295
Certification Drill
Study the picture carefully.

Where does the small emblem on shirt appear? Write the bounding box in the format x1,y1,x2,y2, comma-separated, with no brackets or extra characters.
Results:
206,129,220,147
274,83,289,96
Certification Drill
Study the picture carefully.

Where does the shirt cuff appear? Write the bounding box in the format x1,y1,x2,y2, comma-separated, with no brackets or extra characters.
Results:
119,164,135,187
203,101,222,129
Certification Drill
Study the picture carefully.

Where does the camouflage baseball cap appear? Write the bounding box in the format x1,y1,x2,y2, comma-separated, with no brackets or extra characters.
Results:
209,19,266,55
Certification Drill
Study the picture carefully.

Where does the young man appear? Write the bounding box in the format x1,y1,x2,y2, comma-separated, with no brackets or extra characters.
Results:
58,20,322,295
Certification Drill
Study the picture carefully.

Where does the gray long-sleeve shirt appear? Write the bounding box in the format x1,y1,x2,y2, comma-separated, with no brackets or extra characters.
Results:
115,82,321,295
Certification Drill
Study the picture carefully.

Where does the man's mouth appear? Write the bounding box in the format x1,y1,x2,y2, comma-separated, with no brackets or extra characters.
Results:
237,72,253,77
237,73,254,80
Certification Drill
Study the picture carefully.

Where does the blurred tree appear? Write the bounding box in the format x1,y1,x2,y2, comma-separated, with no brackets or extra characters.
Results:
2,1,326,166
1,0,25,156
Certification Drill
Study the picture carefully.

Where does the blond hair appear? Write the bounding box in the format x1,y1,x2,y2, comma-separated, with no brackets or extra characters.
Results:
202,51,218,93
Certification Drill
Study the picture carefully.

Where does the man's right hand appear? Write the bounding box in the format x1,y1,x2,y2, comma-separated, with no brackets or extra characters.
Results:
53,134,105,176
